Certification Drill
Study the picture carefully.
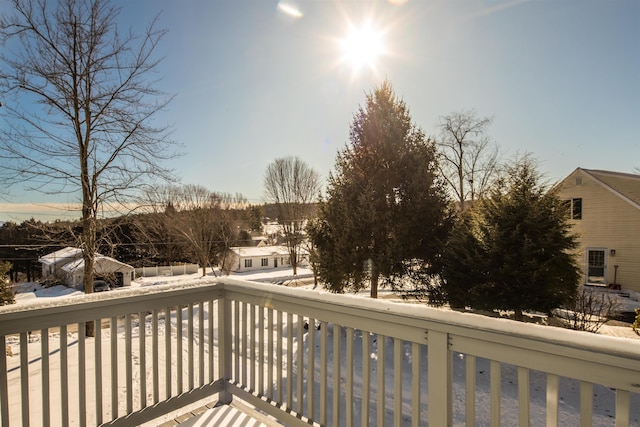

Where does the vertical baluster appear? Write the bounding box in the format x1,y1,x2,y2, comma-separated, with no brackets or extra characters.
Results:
411,343,420,427
95,320,103,423
251,304,256,391
208,300,214,383
579,381,593,427
60,325,69,426
286,312,293,408
277,311,283,403
345,327,354,427
78,323,86,427
546,373,559,427
218,293,233,404
199,301,205,386
333,325,341,426
394,338,402,427
615,389,630,427
319,320,327,426
234,300,240,382
466,355,477,427
242,303,248,388
42,328,50,425
165,306,172,398
138,312,147,409
517,366,529,427
188,304,194,390
296,315,304,414
176,305,183,394
268,308,274,400
20,331,29,427
110,316,118,420
427,330,451,427
490,360,501,427
125,314,133,413
362,331,370,427
258,306,265,395
377,334,385,427
152,309,159,404
0,336,8,427
307,317,315,421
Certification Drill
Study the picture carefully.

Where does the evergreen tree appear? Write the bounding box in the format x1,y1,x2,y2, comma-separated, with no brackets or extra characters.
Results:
311,81,452,297
0,261,15,306
441,156,580,320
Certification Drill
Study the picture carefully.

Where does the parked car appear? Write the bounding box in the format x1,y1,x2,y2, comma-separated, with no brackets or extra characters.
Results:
94,280,111,292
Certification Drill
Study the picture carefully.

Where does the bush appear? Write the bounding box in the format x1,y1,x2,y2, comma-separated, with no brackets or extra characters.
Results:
633,308,640,336
556,286,620,333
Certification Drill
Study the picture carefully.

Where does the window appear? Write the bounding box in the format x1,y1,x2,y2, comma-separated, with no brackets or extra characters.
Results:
571,198,582,220
565,198,582,220
244,259,252,268
261,258,268,267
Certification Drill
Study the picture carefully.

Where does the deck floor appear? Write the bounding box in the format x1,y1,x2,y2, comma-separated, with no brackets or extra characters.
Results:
159,400,283,427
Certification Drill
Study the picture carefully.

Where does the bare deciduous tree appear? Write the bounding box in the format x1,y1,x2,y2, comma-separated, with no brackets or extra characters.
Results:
264,156,320,275
0,0,176,328
141,185,246,277
436,109,500,211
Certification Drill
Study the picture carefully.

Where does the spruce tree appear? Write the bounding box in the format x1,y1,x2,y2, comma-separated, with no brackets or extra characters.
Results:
311,81,452,297
441,156,580,319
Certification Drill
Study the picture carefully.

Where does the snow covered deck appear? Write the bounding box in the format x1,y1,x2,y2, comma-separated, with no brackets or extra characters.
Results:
1,278,640,426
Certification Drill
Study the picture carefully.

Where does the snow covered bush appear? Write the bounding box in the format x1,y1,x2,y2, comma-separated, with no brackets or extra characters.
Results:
633,308,640,336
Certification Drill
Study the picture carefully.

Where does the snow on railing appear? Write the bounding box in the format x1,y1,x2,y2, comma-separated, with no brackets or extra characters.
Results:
1,278,640,426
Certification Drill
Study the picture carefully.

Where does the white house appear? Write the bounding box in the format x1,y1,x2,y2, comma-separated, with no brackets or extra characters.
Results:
61,254,135,290
227,245,309,273
39,247,83,280
39,247,134,290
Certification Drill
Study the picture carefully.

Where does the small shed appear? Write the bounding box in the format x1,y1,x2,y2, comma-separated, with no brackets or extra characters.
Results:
61,254,135,290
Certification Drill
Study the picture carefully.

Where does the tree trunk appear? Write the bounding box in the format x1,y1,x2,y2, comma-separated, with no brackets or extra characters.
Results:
514,308,524,322
370,262,379,299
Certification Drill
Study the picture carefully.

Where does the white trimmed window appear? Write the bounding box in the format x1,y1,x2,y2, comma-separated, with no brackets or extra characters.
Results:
244,259,252,268
261,258,269,267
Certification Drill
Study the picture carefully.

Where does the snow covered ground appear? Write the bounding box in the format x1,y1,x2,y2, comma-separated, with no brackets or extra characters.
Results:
5,269,640,426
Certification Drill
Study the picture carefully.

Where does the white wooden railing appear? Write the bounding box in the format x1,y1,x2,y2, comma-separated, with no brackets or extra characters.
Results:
1,278,639,426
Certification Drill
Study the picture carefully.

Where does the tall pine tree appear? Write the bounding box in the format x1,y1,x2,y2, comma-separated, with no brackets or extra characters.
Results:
309,81,452,297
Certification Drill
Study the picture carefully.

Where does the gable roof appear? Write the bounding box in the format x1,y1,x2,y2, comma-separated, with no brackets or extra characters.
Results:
38,247,83,265
61,254,134,274
579,168,640,209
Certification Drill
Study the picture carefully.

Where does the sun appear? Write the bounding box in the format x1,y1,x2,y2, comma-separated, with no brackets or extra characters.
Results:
340,22,385,74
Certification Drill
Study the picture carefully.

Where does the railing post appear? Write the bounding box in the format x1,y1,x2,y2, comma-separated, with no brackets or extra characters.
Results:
428,330,452,426
218,288,233,404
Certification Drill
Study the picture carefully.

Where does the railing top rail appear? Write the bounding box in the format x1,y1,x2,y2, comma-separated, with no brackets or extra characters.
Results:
0,280,222,335
218,277,640,362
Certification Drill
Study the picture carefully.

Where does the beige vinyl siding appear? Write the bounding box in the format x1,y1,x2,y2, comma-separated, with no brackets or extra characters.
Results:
558,169,640,292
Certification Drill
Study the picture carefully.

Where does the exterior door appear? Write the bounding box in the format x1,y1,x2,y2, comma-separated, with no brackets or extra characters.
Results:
274,257,278,268
586,249,606,285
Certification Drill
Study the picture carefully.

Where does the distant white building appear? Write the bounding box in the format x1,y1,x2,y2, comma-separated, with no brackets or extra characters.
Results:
38,247,134,290
227,245,309,273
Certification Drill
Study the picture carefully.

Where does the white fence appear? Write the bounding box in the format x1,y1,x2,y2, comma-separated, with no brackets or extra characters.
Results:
134,263,200,277
1,278,639,426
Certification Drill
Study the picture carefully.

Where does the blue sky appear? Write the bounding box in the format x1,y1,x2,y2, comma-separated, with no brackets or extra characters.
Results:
1,0,638,221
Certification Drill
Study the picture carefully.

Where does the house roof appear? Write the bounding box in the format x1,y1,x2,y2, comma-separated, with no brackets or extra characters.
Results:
579,168,640,209
38,247,83,265
61,255,134,274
